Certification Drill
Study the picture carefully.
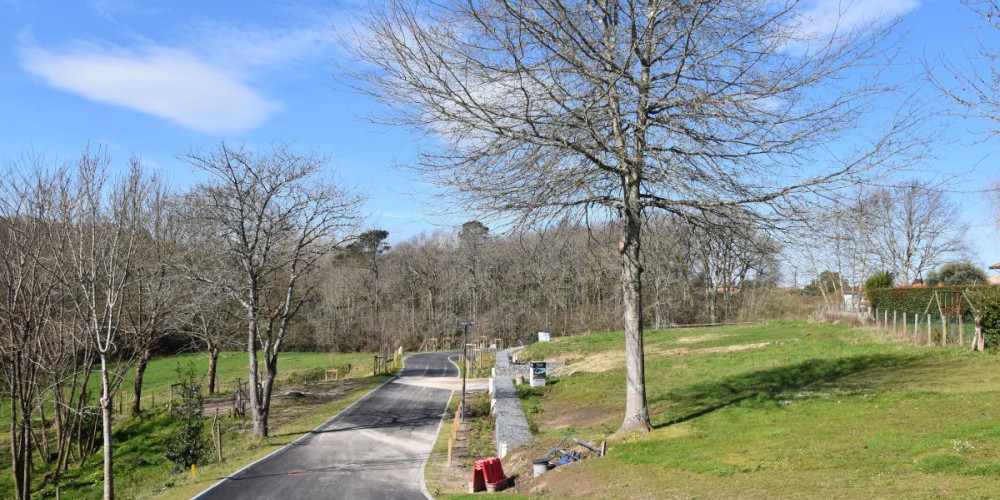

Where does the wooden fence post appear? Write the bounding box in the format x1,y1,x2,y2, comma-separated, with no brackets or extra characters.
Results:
213,408,223,462
926,314,932,345
975,316,984,351
959,315,964,347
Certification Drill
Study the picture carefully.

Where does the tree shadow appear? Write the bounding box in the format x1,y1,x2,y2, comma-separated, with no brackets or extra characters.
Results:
652,353,923,429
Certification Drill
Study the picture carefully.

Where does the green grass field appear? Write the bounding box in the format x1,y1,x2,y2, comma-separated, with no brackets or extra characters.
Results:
506,321,1000,499
0,350,392,499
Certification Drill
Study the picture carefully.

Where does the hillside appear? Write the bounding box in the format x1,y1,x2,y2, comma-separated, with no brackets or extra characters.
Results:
504,321,1000,499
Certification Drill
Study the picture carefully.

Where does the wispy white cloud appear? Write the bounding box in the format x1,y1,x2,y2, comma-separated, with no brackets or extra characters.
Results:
798,0,920,38
19,42,280,134
16,3,345,135
178,21,334,78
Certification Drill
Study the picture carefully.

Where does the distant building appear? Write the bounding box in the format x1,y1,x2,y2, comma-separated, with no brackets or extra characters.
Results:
843,287,863,311
991,262,1000,285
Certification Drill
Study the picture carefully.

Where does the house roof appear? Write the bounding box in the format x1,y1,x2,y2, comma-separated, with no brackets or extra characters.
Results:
991,262,1000,270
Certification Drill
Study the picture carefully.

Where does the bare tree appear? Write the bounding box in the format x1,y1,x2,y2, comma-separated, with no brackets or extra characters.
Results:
0,160,62,500
350,0,920,433
183,283,242,395
349,229,391,340
929,1,1000,137
56,150,148,500
857,181,969,284
180,143,363,438
124,179,183,415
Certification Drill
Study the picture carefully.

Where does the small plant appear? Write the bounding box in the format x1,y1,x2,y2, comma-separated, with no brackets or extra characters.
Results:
164,363,209,471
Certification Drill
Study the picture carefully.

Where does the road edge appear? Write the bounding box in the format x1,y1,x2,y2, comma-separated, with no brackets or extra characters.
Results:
189,364,405,500
420,389,455,500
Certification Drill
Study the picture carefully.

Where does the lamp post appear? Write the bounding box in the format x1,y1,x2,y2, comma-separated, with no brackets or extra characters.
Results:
458,321,474,422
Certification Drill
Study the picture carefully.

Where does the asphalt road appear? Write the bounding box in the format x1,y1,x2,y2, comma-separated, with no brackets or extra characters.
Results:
194,351,458,500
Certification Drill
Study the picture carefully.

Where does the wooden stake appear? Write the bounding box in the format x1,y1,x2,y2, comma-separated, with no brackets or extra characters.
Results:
447,437,453,467
927,314,932,345
959,315,964,347
975,315,984,351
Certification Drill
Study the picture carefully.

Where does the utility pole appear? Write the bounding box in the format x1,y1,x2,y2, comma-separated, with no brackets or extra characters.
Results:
458,321,474,422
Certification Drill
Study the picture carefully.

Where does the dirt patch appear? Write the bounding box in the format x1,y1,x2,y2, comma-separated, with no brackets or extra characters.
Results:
554,342,773,375
546,403,618,430
675,333,725,344
699,342,771,354
203,379,358,426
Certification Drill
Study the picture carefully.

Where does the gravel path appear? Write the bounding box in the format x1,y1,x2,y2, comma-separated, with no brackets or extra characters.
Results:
493,347,533,458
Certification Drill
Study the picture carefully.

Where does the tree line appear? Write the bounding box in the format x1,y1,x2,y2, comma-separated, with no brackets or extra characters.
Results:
302,214,782,353
0,143,362,499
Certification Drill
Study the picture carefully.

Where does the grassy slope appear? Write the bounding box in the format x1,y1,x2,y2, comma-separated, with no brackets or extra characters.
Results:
0,350,389,499
509,321,1000,499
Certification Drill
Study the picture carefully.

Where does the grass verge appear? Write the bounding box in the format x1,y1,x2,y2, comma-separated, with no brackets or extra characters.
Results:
0,351,393,499
504,321,1000,499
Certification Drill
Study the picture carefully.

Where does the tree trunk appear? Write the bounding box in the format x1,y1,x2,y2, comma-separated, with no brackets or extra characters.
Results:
260,353,279,437
247,312,265,439
131,348,151,416
11,392,28,500
617,178,652,435
207,346,220,395
100,354,114,500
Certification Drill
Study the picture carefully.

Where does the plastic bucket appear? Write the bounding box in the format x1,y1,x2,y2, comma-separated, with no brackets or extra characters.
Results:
532,458,551,477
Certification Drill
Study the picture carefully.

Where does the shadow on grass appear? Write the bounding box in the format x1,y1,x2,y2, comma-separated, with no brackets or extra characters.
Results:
653,353,923,428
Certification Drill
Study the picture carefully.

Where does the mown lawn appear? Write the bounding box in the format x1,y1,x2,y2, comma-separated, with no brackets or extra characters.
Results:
507,321,1000,499
0,350,391,499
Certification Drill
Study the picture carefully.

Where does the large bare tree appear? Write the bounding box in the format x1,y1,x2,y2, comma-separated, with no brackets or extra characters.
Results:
350,0,921,433
180,143,363,438
855,181,969,284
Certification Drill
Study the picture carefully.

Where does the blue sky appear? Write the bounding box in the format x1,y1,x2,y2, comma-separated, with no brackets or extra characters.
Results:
0,0,998,268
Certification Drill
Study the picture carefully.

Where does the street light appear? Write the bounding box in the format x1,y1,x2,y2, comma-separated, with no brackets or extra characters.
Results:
458,321,474,422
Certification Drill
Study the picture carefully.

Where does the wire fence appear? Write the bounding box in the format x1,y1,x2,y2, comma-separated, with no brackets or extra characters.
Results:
817,305,983,350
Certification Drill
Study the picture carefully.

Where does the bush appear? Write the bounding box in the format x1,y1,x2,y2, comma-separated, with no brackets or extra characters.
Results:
972,286,1000,348
866,285,999,316
983,302,1000,349
867,285,1000,349
863,271,894,302
927,262,989,286
164,364,208,470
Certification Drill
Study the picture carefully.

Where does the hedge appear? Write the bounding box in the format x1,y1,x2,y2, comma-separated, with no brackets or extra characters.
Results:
866,285,1000,347
865,285,1000,317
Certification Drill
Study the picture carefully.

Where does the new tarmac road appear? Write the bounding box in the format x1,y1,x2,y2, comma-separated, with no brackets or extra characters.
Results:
194,351,458,500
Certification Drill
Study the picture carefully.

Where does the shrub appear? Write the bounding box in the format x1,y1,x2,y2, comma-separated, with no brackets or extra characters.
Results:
164,363,208,470
927,262,989,286
863,271,894,301
971,286,1000,348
